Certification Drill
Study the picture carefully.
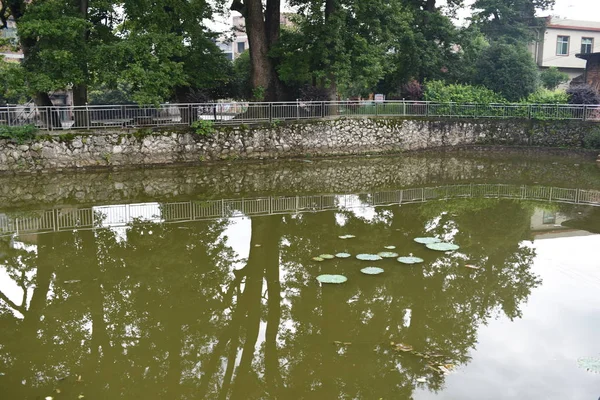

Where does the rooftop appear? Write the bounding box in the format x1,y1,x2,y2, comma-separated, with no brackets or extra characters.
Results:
546,17,600,32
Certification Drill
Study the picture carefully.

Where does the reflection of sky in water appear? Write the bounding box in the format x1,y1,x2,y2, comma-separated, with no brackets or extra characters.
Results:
415,234,600,400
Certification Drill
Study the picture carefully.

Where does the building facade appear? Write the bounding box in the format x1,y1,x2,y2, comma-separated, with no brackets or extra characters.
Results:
531,17,600,82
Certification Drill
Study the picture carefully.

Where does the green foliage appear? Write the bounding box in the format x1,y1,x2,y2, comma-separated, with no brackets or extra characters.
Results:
252,86,266,101
424,80,506,104
232,51,252,100
471,0,555,42
540,67,569,90
474,42,539,102
524,88,568,104
0,60,30,104
583,129,600,149
191,119,215,136
89,83,135,105
0,124,38,144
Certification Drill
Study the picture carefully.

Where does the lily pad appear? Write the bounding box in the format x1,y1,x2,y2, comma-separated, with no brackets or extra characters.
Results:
361,267,384,275
312,257,324,262
577,357,600,373
378,251,399,258
384,245,396,250
319,254,335,259
335,252,351,258
356,254,383,261
339,235,356,239
316,274,348,284
426,243,460,252
397,256,424,264
414,237,442,244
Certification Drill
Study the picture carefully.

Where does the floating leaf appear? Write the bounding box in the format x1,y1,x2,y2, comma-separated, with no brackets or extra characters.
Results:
426,243,460,252
378,251,399,258
393,343,413,352
339,235,356,239
335,252,351,258
416,377,427,383
78,395,85,399
356,254,383,261
414,237,441,244
465,264,480,270
316,274,348,284
577,357,600,373
397,256,424,264
361,267,384,275
384,245,396,250
64,280,81,284
312,257,324,262
254,244,262,247
319,254,335,259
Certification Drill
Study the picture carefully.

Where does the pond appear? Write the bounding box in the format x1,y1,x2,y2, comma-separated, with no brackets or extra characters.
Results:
0,150,599,400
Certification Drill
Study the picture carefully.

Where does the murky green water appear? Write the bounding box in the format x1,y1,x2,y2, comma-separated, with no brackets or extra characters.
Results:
0,151,599,400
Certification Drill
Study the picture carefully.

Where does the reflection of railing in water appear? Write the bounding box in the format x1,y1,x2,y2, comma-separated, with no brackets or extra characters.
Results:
1,184,599,237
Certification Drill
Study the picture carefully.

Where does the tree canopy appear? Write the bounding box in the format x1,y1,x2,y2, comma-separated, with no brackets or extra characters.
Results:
0,0,558,104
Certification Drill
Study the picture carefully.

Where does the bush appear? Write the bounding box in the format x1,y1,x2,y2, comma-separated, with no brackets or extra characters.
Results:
474,42,539,102
567,84,600,104
524,88,569,104
583,129,600,149
540,67,569,90
0,124,38,144
299,85,330,101
424,80,506,104
190,120,215,136
400,80,424,101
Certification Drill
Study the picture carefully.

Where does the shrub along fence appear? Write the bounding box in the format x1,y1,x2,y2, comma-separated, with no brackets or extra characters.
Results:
0,101,599,131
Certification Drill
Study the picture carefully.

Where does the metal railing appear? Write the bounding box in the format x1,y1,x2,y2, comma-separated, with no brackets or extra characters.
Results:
1,101,599,131
1,184,598,238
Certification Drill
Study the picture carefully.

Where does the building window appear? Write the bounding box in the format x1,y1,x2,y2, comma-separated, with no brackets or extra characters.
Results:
581,37,593,54
556,36,569,56
237,42,245,54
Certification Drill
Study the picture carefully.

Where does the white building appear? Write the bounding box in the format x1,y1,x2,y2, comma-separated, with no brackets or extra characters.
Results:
531,17,600,82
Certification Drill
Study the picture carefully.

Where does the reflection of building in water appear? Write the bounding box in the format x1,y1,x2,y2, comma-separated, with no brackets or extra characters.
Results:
530,207,595,240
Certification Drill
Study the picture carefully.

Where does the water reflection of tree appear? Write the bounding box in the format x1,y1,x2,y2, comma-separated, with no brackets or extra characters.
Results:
0,198,542,399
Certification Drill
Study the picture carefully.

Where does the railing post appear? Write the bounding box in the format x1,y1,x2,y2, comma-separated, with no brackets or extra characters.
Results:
188,104,192,125
85,103,90,130
375,101,379,117
528,104,532,120
425,102,429,117
269,102,273,123
48,107,53,132
403,100,406,117
583,105,587,121
321,101,325,118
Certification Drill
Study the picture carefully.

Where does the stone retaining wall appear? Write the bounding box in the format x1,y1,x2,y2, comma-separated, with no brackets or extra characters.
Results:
1,151,598,210
0,117,597,173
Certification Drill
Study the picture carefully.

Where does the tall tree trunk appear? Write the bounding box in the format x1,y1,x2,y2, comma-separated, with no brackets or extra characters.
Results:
72,0,89,127
231,0,286,101
325,0,338,102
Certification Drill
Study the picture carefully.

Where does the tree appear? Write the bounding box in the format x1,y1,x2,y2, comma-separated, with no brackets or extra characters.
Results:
540,67,569,90
474,41,539,101
230,0,286,101
470,0,555,43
